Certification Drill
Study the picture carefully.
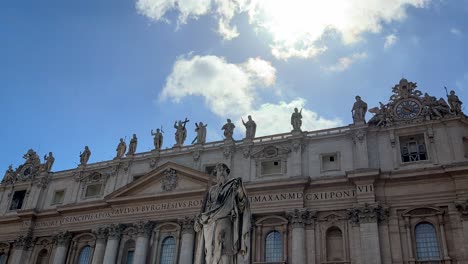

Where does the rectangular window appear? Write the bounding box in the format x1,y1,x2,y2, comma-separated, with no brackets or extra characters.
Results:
85,183,102,198
9,190,26,210
321,153,340,171
261,160,282,176
464,137,468,158
52,190,65,205
205,165,216,175
400,134,427,163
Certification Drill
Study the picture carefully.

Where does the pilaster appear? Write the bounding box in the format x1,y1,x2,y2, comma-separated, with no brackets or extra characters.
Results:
52,231,72,264
179,216,195,264
133,221,155,264
103,224,124,264
287,209,308,264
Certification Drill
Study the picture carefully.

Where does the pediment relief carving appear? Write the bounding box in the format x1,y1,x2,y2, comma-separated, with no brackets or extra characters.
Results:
402,206,443,217
319,212,345,223
251,145,291,159
255,215,288,226
106,162,212,201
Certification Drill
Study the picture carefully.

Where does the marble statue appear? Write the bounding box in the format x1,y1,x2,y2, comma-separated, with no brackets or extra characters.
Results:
448,90,463,115
174,118,189,146
151,128,164,150
194,122,208,144
2,165,15,184
79,146,91,165
126,134,138,156
194,163,251,264
115,138,127,159
242,115,256,140
352,96,368,124
422,93,450,119
43,152,55,173
222,119,235,140
291,108,302,131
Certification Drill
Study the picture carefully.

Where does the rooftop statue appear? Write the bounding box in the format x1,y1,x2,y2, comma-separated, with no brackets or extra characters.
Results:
194,163,251,264
194,122,208,144
43,152,55,173
291,107,302,131
447,90,463,115
1,165,15,185
352,96,367,124
79,146,91,166
126,134,138,156
242,115,256,140
151,128,164,150
222,119,235,140
174,118,189,146
115,138,127,159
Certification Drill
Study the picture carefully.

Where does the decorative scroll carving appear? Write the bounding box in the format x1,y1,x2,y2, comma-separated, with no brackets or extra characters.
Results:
93,227,108,240
242,146,251,159
149,157,158,169
251,145,291,159
352,130,366,144
287,209,315,228
54,231,72,246
14,230,33,249
223,145,235,159
193,150,201,162
348,203,388,224
161,168,178,192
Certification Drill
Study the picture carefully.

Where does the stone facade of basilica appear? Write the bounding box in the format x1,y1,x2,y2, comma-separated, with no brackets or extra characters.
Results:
1,79,468,264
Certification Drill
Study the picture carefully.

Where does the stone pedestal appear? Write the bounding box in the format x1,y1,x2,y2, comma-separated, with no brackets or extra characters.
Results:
179,217,195,264
52,232,72,264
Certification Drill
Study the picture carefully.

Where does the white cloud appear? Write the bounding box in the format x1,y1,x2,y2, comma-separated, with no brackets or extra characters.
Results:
161,54,341,135
450,28,462,37
384,34,398,49
136,0,431,59
322,52,368,72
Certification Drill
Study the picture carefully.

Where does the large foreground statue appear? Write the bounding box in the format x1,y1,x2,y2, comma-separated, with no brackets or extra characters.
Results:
194,163,251,264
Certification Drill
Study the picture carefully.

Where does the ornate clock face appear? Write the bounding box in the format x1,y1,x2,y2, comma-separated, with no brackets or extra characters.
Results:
394,99,422,120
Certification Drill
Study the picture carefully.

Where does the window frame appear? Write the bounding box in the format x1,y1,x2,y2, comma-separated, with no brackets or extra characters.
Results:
8,189,27,211
320,152,341,172
414,221,441,261
264,230,283,262
397,133,430,164
51,189,65,205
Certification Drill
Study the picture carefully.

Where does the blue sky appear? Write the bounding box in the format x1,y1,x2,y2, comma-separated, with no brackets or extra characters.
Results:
1,0,467,172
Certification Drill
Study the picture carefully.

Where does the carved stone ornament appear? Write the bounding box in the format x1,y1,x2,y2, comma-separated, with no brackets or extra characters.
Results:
179,216,195,234
242,146,251,159
135,221,155,238
352,130,366,144
54,231,72,246
149,158,158,169
455,200,468,216
94,227,108,240
75,171,108,184
223,145,235,159
193,150,201,162
348,203,388,224
251,145,291,159
35,175,51,189
14,230,33,249
161,168,178,192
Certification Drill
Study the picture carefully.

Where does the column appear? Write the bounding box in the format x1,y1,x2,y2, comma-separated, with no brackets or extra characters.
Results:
455,201,468,261
133,221,154,264
287,209,306,264
305,211,317,264
178,217,195,264
52,231,72,264
103,224,123,264
350,204,384,264
91,227,107,264
10,232,33,264
437,214,450,261
404,217,414,261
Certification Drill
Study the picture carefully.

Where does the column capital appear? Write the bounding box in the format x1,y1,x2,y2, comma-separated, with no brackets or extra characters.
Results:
93,227,108,241
348,203,388,224
14,230,33,250
287,209,313,228
135,221,155,238
54,231,72,246
178,216,195,234
107,224,125,240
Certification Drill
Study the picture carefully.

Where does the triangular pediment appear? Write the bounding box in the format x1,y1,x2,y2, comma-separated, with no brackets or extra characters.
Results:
105,162,213,203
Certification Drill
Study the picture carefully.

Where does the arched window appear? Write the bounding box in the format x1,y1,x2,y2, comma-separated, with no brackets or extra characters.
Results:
265,231,282,262
35,249,49,264
415,222,440,260
160,236,175,264
0,254,6,264
77,246,92,264
326,227,344,261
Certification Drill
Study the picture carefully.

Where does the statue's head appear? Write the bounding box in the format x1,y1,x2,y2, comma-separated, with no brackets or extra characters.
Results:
85,146,89,150
294,107,298,112
49,152,53,156
120,138,124,142
248,115,252,120
133,133,136,138
450,90,455,95
156,128,160,132
356,95,361,101
213,163,230,183
227,119,231,123
178,121,182,126
199,122,204,126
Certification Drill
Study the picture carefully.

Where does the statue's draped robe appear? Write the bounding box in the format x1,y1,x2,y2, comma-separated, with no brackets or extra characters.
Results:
195,178,251,264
